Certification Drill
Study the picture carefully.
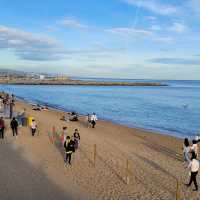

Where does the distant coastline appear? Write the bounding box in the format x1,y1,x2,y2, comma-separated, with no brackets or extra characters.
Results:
0,78,167,86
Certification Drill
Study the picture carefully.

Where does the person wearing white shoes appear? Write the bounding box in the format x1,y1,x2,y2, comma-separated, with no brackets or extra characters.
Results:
186,151,199,191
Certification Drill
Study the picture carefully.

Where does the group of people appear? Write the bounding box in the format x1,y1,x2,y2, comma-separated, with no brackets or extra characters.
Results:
0,117,19,139
183,138,200,191
0,116,38,139
0,93,15,118
61,127,80,165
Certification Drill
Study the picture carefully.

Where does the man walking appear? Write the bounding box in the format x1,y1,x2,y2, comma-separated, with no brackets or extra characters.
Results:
10,117,18,137
0,117,5,139
64,136,75,165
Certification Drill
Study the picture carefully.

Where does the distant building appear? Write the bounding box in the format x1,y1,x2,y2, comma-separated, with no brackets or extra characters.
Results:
39,75,45,80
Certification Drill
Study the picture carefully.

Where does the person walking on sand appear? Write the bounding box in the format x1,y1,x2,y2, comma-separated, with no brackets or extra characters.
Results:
86,114,91,128
0,117,5,139
183,138,191,164
90,113,97,128
61,126,68,145
64,136,75,165
186,151,199,191
190,140,198,157
74,129,80,150
10,117,18,137
30,119,37,136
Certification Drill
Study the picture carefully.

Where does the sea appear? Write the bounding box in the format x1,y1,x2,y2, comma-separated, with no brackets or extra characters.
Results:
0,79,200,139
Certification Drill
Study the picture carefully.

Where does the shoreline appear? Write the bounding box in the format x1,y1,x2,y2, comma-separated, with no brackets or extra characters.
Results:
15,95,186,140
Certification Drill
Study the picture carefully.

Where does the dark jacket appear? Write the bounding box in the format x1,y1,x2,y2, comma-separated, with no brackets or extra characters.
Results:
0,119,5,129
10,119,18,129
64,139,75,153
74,132,80,140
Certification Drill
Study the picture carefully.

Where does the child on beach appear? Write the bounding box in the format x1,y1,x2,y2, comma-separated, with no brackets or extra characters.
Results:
183,138,191,164
30,119,37,136
73,129,80,150
64,136,75,165
186,151,199,191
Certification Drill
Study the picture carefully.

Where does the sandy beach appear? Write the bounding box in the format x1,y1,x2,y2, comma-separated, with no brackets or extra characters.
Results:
0,99,199,200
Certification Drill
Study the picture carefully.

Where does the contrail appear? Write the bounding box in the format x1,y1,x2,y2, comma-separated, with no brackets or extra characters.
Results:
132,0,142,29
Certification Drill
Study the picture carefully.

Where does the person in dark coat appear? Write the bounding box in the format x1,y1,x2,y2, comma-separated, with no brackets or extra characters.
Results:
64,136,75,165
10,117,18,137
0,117,5,139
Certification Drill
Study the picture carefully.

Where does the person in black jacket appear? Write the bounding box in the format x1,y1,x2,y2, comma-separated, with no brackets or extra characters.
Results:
10,117,18,137
64,136,75,165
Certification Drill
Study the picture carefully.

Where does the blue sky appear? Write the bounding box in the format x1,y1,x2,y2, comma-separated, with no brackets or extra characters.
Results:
0,0,200,79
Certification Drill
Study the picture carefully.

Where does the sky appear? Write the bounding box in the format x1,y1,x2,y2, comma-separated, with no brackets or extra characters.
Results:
0,0,200,80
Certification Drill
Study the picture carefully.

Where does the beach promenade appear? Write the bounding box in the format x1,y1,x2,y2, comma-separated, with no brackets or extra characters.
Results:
0,100,199,200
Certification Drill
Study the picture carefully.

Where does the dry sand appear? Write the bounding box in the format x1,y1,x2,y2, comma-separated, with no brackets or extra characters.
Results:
0,100,199,200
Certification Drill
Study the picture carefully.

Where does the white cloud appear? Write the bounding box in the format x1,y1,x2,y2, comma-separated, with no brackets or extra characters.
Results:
105,27,153,37
0,25,66,61
169,22,187,33
123,0,178,15
150,25,161,31
146,16,157,21
154,36,174,43
59,17,88,29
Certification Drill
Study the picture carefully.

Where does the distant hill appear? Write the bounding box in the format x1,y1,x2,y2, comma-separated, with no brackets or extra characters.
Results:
0,68,28,76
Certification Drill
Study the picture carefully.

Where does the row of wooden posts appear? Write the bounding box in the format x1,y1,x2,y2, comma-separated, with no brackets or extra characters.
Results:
50,126,181,199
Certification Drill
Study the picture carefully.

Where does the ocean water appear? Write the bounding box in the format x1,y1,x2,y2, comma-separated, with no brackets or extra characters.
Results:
0,79,200,138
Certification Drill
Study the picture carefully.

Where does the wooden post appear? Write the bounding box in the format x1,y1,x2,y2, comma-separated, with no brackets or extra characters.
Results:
93,144,97,167
176,179,180,200
126,159,130,185
52,126,56,144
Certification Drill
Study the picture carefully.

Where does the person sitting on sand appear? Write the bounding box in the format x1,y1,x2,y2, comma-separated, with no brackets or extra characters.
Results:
90,113,97,128
32,104,41,111
183,138,191,164
30,119,37,136
64,136,75,165
186,151,199,191
69,112,78,121
73,129,80,150
10,117,19,138
190,140,198,157
41,106,48,111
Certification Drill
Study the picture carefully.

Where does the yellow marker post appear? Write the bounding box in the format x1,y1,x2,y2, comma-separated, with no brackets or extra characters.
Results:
52,126,56,144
